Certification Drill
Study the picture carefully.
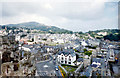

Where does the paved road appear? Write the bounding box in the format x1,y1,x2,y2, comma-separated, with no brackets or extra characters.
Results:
35,55,62,77
112,49,120,76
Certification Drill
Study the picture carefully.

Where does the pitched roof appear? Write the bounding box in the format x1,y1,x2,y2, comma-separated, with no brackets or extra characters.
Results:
77,58,83,62
58,49,76,57
91,64,97,68
92,58,101,63
82,66,92,77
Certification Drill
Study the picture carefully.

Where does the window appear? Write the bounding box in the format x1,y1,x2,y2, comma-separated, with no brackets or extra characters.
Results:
68,62,71,64
61,61,63,63
69,56,71,58
69,59,71,61
69,56,71,61
61,57,63,60
65,61,67,64
69,57,71,61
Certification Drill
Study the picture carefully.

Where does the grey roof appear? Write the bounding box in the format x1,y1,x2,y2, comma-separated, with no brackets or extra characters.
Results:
44,46,55,48
77,58,83,62
58,49,76,57
92,58,101,63
23,44,32,48
91,64,97,67
30,49,38,53
22,44,47,53
81,66,92,77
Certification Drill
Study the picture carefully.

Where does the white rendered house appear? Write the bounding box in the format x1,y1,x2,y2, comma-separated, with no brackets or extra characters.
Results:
57,51,76,66
81,40,88,46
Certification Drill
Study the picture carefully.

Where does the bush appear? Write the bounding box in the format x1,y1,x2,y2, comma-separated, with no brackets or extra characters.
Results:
83,48,87,52
86,46,97,49
84,50,92,56
42,38,47,41
73,49,79,52
27,40,33,42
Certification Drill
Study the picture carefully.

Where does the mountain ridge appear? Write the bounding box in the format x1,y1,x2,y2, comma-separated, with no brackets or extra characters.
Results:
1,21,73,34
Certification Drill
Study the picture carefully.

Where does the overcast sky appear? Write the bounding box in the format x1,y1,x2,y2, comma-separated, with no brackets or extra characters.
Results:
0,0,119,32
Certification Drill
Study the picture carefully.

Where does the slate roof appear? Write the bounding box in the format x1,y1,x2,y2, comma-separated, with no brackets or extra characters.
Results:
30,49,38,53
81,66,93,77
22,44,47,53
77,58,83,62
58,49,76,57
91,64,97,68
92,58,101,63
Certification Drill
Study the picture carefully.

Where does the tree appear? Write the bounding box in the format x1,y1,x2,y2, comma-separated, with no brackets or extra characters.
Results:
83,48,87,52
78,31,83,34
84,50,92,56
32,38,34,42
76,54,79,59
27,30,30,33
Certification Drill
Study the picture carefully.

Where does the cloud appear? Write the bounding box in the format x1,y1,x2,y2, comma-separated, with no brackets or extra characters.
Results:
0,2,2,24
0,0,118,32
2,2,105,20
0,0,120,2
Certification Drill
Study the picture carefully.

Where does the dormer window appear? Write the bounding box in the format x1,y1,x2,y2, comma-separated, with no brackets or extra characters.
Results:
69,59,71,61
69,56,71,58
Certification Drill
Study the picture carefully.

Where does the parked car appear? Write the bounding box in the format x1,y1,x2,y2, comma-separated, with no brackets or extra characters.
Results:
55,66,59,71
53,56,56,60
53,60,56,64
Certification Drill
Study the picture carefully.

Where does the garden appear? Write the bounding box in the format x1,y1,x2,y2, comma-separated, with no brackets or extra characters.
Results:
61,64,78,73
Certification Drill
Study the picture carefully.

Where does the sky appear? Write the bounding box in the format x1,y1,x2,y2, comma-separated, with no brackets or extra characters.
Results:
0,0,119,32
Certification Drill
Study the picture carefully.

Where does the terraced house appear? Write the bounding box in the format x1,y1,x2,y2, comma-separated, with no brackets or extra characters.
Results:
57,50,76,66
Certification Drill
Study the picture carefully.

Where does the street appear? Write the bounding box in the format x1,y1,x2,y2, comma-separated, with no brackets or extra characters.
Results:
112,49,120,76
35,54,62,77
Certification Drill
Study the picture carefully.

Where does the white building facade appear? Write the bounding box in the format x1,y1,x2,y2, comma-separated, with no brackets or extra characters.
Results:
57,51,76,66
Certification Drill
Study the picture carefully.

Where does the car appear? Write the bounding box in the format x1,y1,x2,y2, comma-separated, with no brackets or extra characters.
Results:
53,61,56,64
55,66,59,71
53,56,56,60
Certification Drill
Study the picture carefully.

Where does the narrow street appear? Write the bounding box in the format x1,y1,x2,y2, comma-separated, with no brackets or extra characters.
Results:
110,49,120,76
35,54,62,77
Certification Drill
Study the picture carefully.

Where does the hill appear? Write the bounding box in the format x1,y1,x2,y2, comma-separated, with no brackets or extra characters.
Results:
1,22,73,34
89,29,120,41
76,29,120,41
